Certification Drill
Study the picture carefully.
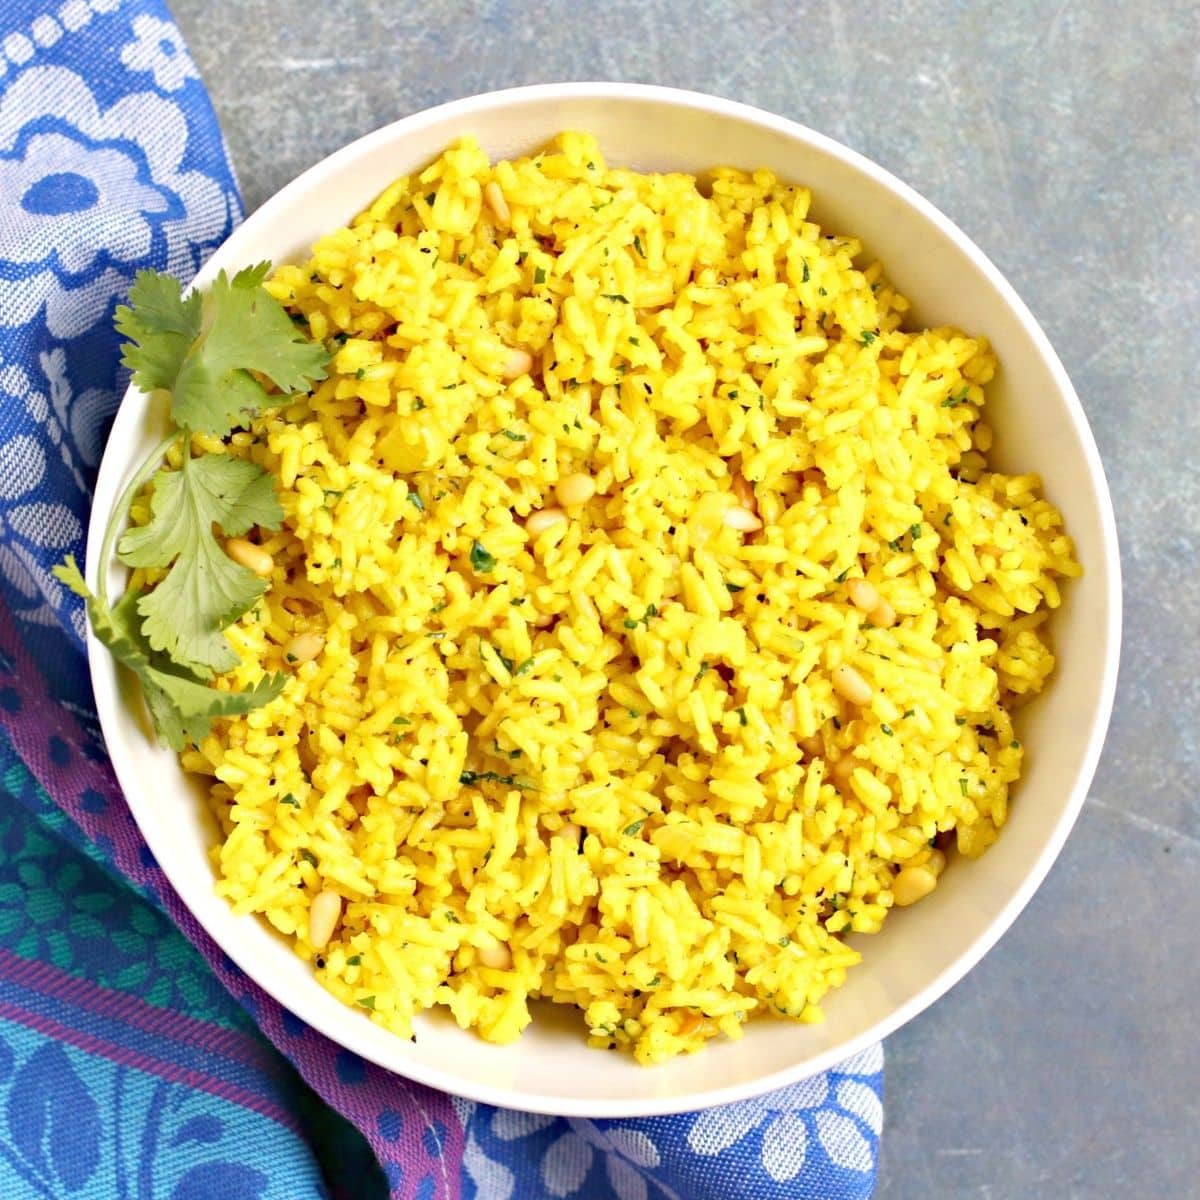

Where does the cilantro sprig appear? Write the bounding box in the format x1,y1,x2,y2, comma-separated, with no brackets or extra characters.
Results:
56,265,329,749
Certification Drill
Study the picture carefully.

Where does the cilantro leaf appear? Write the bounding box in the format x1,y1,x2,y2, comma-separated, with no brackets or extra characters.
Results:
54,557,285,750
117,455,283,677
114,271,204,395
118,265,329,437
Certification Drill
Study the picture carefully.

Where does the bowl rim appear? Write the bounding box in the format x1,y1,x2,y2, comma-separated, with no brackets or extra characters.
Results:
86,81,1122,1117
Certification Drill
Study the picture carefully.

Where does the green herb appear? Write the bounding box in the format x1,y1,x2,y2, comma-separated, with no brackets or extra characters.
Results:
392,716,411,726
859,330,877,346
500,429,526,442
726,581,744,593
514,656,537,677
887,537,903,552
633,235,645,258
357,995,376,1011
802,261,810,283
834,567,851,583
601,293,629,304
629,335,640,346
910,524,922,541
444,910,460,924
347,955,361,966
457,253,467,265
959,778,969,797
459,770,522,788
407,491,424,512
413,398,425,411
880,724,894,736
941,388,971,408
647,974,661,987
819,287,827,296
425,192,436,205
623,820,644,837
469,541,496,573
623,618,639,630
729,389,739,400
1010,740,1021,750
902,709,915,719
510,597,526,606
55,267,326,747
299,849,318,867
534,267,547,285
737,707,748,727
355,368,365,380
697,661,710,679
955,716,967,726
778,936,791,947
280,793,300,808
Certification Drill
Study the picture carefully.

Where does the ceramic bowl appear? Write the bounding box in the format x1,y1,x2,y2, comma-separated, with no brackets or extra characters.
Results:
87,83,1121,1117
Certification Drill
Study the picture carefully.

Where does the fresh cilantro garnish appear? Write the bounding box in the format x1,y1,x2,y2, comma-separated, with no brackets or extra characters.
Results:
117,454,283,676
116,265,329,437
56,266,328,749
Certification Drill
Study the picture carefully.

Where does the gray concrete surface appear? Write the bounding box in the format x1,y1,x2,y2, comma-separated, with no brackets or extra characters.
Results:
170,1,1199,1196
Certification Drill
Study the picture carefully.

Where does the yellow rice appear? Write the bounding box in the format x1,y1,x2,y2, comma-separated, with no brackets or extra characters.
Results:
174,133,1079,1063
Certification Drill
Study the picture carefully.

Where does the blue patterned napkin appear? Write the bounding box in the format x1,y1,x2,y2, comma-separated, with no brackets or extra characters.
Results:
0,3,883,1197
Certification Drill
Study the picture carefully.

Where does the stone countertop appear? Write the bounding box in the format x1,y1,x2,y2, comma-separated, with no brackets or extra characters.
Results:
170,2,1199,1195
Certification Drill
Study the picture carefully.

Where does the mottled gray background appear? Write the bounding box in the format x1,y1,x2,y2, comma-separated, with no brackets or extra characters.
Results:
171,1,1199,1196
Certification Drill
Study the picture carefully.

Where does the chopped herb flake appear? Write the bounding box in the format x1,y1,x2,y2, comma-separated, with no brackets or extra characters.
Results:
959,778,969,796
469,541,496,573
623,820,644,837
534,267,547,284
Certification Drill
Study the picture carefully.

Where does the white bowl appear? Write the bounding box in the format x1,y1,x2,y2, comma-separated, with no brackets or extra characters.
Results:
87,83,1121,1117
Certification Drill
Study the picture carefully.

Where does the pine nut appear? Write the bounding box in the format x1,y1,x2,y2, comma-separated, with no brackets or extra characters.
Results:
502,348,532,380
555,473,596,508
732,474,757,511
225,537,273,578
723,505,762,533
832,664,873,705
869,599,897,628
554,821,582,844
308,889,342,950
477,938,512,970
846,578,880,612
892,866,938,907
484,181,510,226
284,632,324,666
526,507,568,535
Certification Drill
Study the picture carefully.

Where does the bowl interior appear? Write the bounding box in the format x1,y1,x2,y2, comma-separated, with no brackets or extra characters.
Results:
87,84,1119,1116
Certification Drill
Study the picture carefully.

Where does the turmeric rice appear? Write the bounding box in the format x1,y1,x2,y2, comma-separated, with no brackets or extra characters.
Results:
176,133,1079,1063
